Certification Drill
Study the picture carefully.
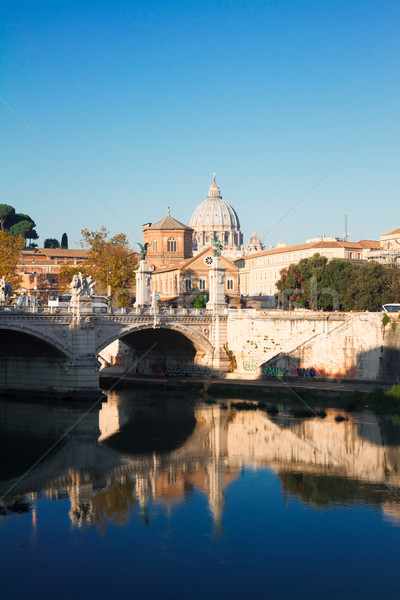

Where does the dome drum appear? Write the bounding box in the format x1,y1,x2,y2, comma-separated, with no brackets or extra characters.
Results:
190,176,244,258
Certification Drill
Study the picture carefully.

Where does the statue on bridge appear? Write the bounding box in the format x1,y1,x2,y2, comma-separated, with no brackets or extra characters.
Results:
137,242,150,261
211,239,225,257
70,273,96,298
0,277,12,304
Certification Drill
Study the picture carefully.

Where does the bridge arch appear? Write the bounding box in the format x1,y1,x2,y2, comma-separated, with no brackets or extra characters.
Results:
0,324,71,359
96,322,214,374
96,322,214,358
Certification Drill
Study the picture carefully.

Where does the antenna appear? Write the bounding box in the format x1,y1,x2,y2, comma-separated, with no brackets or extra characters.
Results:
344,214,349,241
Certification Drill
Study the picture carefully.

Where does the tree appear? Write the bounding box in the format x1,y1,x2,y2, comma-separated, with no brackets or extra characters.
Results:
80,227,138,306
61,233,68,249
44,238,60,249
0,204,16,232
0,204,39,244
0,231,25,288
194,293,208,308
276,252,400,312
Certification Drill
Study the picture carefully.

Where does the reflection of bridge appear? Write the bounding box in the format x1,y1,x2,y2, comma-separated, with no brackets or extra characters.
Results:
0,308,229,393
2,394,400,530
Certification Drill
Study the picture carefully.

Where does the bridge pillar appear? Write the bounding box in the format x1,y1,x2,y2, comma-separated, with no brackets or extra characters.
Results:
64,315,101,393
135,260,152,308
209,315,230,373
206,257,226,312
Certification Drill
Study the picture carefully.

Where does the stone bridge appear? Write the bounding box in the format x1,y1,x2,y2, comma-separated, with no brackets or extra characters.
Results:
1,305,400,395
0,307,229,394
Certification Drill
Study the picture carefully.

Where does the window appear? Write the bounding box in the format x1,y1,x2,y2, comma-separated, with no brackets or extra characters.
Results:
167,238,176,252
185,278,192,290
349,251,353,259
152,240,157,252
227,278,234,290
199,277,206,291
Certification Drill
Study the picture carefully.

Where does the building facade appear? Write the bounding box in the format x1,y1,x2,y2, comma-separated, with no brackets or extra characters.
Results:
150,247,240,305
143,212,194,270
16,248,90,296
235,237,379,308
365,227,400,265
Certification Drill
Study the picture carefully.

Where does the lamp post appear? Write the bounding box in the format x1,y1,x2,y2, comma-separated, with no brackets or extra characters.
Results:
106,270,111,299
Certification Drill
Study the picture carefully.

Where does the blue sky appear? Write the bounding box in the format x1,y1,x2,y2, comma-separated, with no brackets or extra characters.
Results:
1,0,399,249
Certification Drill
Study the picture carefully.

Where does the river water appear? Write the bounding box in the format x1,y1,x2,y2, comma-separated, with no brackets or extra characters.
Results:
1,387,400,599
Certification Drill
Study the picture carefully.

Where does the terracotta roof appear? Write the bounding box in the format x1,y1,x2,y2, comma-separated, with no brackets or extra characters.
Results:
21,248,90,258
382,228,400,237
239,242,323,259
237,238,378,260
358,240,380,249
148,215,193,231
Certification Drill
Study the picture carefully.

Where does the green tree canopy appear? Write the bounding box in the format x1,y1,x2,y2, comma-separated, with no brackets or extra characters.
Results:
0,204,38,242
61,233,68,249
276,253,400,311
44,238,60,248
0,204,16,231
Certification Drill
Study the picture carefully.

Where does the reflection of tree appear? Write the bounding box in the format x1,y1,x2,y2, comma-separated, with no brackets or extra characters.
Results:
92,481,138,528
279,471,397,508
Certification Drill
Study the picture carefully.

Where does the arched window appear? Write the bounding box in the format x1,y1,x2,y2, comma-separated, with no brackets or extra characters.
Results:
167,238,176,252
152,240,157,252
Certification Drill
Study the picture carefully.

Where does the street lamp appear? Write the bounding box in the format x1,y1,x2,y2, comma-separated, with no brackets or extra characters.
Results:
106,270,111,298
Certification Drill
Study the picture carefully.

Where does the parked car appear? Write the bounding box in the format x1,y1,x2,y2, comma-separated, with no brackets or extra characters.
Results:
381,303,400,313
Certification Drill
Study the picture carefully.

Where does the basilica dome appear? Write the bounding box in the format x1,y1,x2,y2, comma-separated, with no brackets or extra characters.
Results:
190,176,243,257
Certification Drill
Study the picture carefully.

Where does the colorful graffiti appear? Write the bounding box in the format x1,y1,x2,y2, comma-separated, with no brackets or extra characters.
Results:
295,367,318,377
150,363,211,377
263,367,288,377
110,355,126,366
262,362,361,379
243,361,261,372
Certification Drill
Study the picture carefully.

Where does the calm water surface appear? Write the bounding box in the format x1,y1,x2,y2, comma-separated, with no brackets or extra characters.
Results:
1,389,400,599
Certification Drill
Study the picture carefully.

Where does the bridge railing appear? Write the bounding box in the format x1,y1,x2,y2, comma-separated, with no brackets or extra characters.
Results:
0,305,230,317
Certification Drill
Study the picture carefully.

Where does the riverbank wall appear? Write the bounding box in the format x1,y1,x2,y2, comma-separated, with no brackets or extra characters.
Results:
226,310,400,383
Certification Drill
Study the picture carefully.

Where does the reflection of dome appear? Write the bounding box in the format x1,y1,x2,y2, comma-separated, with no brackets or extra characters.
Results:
190,176,243,258
245,230,266,255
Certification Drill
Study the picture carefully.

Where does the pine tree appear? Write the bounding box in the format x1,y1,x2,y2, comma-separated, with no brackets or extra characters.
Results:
61,233,68,249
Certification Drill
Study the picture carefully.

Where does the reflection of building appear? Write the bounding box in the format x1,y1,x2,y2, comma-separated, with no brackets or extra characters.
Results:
190,176,244,259
366,227,400,264
235,237,379,308
4,398,400,532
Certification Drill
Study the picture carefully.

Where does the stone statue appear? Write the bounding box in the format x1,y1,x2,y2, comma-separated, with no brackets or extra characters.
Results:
0,277,12,303
70,273,96,298
211,239,225,257
137,242,150,261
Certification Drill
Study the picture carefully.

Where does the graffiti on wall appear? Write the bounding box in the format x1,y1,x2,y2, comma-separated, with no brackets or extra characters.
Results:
243,361,261,372
150,363,211,377
261,362,361,379
109,355,126,366
263,366,288,377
